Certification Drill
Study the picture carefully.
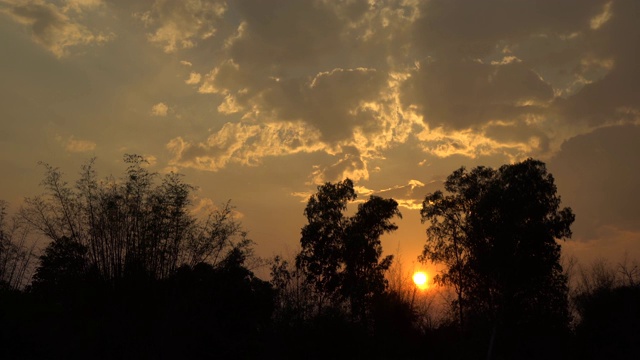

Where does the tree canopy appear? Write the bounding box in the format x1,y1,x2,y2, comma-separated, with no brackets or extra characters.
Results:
420,159,574,356
296,179,401,319
20,155,249,283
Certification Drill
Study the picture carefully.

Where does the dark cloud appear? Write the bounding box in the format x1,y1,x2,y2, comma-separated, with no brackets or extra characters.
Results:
412,0,604,59
552,0,640,127
401,59,553,130
550,125,640,239
263,68,389,143
229,0,349,70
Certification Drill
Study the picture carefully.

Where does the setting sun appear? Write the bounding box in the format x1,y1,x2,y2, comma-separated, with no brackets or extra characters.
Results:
413,271,428,289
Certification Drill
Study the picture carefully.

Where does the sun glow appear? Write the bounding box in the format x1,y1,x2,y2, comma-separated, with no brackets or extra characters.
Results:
413,271,428,289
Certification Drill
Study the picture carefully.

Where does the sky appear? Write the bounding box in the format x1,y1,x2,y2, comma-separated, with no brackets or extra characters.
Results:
1,0,639,276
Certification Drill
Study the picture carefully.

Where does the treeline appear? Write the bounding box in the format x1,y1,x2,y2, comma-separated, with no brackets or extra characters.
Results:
1,155,272,358
0,156,639,359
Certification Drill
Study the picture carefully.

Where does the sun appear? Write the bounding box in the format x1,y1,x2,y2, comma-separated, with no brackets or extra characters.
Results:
413,271,428,289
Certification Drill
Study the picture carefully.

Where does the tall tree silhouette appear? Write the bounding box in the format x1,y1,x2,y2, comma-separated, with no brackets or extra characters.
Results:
296,179,401,320
420,159,574,357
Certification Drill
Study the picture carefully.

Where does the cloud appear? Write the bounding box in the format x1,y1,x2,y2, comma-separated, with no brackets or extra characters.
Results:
137,0,227,53
394,0,639,161
1,0,113,57
590,1,613,30
167,121,325,171
166,3,411,178
413,125,538,162
192,0,421,153
407,2,628,107
143,154,158,167
290,191,313,203
197,63,419,169
563,225,640,264
62,136,96,152
308,146,369,184
64,0,104,13
150,0,638,189
401,59,554,131
551,0,640,128
261,68,390,143
180,0,595,174
150,102,169,116
550,125,640,239
185,71,201,84
291,177,429,212
411,0,604,60
373,180,425,208
226,1,349,68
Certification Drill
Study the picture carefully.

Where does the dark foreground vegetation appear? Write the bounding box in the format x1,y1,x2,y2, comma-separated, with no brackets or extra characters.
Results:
1,156,639,359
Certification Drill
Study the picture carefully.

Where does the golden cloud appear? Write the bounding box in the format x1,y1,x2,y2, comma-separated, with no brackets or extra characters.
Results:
167,121,325,172
1,0,113,58
185,72,201,85
137,0,227,53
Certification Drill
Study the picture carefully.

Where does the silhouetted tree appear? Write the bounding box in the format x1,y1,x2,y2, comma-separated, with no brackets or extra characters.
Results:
0,203,37,358
296,179,401,321
1,156,282,359
574,285,640,359
369,290,421,357
160,248,274,358
421,159,574,358
270,255,315,324
572,258,640,359
19,155,246,283
31,236,88,296
0,200,35,290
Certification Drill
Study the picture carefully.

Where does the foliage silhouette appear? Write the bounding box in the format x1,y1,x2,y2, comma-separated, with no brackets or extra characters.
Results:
4,156,640,359
0,200,35,289
1,155,274,359
574,284,640,359
31,236,88,296
572,258,640,359
296,178,401,320
20,155,247,283
420,158,574,358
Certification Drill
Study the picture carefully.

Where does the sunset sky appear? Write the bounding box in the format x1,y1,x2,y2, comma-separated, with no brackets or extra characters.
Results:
1,0,639,274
